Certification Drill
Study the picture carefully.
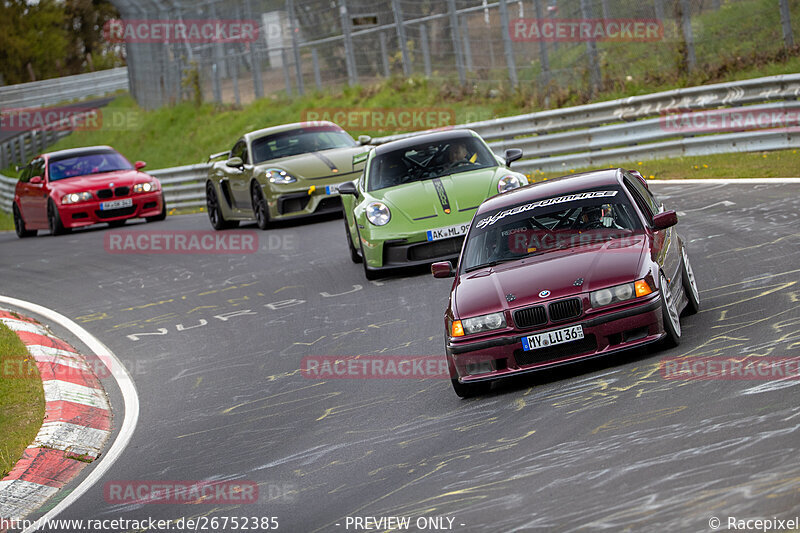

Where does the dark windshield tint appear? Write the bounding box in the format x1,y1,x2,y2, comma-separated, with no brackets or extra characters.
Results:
251,125,355,164
367,136,497,191
48,150,133,181
462,186,643,272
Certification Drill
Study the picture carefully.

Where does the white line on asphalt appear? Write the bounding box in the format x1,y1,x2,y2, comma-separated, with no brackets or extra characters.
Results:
0,295,139,533
648,178,800,184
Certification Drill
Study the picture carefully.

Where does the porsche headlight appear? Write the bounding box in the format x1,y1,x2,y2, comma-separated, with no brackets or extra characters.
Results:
365,202,391,226
133,182,155,193
61,192,93,205
453,312,507,336
266,169,296,184
498,175,524,194
590,279,653,308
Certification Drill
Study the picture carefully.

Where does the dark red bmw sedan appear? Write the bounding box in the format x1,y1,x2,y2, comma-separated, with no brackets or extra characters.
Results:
432,168,699,397
13,146,166,237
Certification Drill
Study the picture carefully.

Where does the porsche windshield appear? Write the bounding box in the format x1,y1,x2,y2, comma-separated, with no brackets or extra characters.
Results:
251,126,356,163
367,136,497,191
462,187,643,272
48,151,133,181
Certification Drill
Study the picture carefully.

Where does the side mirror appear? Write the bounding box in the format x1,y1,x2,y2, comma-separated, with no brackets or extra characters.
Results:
653,210,678,230
358,135,372,145
337,181,358,195
431,261,455,278
30,176,43,184
135,161,147,171
504,148,522,167
226,156,243,168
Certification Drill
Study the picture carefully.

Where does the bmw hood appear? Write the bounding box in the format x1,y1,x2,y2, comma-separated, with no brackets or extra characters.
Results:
371,167,506,222
453,236,648,318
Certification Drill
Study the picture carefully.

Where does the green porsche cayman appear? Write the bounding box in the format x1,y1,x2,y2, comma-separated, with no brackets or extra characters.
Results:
340,129,528,279
205,121,372,229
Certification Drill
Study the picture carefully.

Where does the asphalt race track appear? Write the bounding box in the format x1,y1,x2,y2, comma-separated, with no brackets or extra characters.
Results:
1,181,799,532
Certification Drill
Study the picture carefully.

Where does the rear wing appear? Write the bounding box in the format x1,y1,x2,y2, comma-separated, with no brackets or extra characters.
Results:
207,151,229,163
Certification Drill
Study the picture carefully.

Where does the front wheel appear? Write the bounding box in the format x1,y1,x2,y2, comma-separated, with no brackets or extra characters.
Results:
680,246,700,315
47,200,70,236
343,213,362,263
451,378,491,398
206,183,238,230
660,272,681,348
13,203,36,238
251,183,270,230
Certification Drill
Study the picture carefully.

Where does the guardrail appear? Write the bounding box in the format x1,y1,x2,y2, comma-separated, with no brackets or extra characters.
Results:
1,73,798,215
0,68,129,110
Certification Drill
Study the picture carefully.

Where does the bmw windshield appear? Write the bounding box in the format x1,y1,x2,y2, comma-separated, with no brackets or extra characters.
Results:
48,151,133,181
462,187,643,272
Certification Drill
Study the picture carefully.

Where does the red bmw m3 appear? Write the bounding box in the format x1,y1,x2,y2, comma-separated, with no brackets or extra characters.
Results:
432,168,699,397
13,146,166,237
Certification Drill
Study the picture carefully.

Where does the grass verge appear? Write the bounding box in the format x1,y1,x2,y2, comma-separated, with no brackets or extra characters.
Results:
0,320,45,478
0,209,14,233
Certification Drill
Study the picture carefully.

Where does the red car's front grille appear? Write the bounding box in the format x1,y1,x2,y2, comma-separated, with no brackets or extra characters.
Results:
514,334,597,366
95,206,136,219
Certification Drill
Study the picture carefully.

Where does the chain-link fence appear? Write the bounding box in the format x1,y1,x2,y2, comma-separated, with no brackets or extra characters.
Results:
109,0,797,110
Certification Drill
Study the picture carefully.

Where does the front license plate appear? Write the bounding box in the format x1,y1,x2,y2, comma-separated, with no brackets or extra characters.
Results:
426,223,470,242
325,183,346,195
521,325,584,351
100,198,133,210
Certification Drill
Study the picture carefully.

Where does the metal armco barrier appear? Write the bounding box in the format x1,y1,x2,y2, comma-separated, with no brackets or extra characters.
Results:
1,73,799,214
0,68,129,110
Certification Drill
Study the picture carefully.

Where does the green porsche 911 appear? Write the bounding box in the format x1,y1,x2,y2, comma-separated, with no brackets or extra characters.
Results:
340,129,528,279
205,121,372,229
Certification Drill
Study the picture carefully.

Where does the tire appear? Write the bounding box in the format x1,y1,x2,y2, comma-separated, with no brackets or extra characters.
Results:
108,219,126,228
660,272,681,348
206,183,238,230
13,203,36,238
451,378,491,398
343,213,362,263
680,246,700,315
146,197,167,222
251,183,270,230
47,200,70,236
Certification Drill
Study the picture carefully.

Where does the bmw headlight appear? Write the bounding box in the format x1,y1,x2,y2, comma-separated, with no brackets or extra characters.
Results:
133,182,155,193
590,279,653,308
266,169,297,184
498,175,525,194
365,202,391,226
452,312,507,337
61,192,93,205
